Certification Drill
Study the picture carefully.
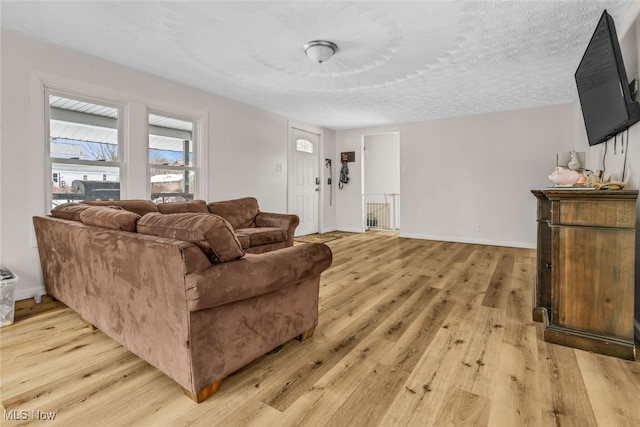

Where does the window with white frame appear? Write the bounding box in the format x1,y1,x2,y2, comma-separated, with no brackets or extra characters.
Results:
148,112,197,203
47,91,122,210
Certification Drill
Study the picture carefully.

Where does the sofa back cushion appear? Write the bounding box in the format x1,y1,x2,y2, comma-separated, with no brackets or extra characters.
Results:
157,200,209,214
207,197,260,229
80,206,141,232
137,213,244,263
51,202,91,221
81,199,159,216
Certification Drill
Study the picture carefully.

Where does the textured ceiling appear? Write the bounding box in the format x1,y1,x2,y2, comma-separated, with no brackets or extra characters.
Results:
0,1,634,130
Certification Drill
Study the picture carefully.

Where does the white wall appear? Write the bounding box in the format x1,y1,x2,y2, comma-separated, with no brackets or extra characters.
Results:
364,133,400,195
336,103,575,246
0,29,334,299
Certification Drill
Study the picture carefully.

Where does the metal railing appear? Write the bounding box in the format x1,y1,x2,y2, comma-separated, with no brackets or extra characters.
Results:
363,193,400,230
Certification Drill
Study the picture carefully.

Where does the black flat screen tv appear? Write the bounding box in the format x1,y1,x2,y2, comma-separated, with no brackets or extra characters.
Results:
575,10,640,146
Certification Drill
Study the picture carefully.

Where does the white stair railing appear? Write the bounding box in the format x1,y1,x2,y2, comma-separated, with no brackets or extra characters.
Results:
363,193,400,230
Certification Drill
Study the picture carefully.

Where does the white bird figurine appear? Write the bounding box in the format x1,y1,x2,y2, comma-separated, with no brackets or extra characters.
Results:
568,150,580,171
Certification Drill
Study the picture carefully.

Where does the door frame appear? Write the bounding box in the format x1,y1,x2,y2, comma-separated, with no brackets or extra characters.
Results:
287,121,326,234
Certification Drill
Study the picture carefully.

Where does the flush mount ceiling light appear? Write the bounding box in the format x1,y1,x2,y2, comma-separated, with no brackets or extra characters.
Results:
303,40,338,64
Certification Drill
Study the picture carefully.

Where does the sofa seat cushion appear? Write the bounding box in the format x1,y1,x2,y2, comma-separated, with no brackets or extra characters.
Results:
207,197,260,229
81,199,159,216
157,200,209,214
137,213,244,263
51,202,91,221
80,206,141,232
235,227,287,247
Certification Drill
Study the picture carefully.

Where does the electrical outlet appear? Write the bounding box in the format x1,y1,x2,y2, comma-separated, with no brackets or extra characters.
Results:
475,223,482,232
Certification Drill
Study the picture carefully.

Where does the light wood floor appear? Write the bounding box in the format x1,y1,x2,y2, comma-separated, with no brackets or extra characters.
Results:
2,231,640,426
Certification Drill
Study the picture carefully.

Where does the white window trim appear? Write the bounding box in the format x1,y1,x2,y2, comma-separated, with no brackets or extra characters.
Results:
50,158,120,168
143,107,207,201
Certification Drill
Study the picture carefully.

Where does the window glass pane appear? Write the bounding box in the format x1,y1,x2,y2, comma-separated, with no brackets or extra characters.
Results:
296,139,313,153
148,113,196,202
49,95,119,160
51,163,120,207
148,114,193,165
48,93,121,211
150,168,195,203
149,142,192,166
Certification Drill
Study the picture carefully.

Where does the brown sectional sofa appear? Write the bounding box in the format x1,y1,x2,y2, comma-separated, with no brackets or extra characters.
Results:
33,199,331,402
82,197,299,254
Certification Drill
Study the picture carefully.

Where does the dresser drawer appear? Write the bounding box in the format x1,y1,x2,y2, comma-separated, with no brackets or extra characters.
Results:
554,199,635,228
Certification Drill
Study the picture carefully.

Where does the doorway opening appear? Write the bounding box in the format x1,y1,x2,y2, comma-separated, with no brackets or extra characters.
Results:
362,132,400,231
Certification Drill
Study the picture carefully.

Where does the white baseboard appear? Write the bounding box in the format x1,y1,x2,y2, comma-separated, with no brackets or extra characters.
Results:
398,232,535,249
338,227,366,233
336,227,365,234
14,284,46,302
319,226,337,233
635,319,640,342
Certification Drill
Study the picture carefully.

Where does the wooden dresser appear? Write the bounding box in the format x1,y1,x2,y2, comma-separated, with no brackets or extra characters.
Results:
531,189,637,360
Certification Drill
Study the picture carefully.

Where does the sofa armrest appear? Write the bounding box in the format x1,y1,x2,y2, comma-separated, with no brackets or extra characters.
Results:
185,243,331,312
255,212,299,245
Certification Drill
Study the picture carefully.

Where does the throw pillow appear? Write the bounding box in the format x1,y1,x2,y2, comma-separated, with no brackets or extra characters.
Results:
207,197,260,229
157,200,209,214
137,213,245,263
80,199,159,216
79,206,141,232
51,202,91,221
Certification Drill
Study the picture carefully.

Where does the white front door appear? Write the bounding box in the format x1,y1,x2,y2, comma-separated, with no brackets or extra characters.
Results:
288,128,319,236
